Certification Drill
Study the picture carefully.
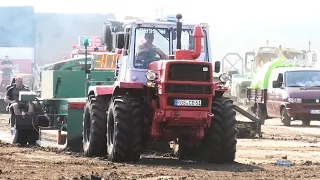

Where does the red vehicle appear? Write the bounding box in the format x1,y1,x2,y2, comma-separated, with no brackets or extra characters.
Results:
55,36,105,62
82,14,238,163
71,36,105,59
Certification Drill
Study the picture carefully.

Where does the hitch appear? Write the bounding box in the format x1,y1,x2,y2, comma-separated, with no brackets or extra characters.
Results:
234,105,262,138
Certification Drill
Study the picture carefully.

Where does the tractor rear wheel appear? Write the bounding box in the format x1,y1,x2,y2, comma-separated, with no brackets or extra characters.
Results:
198,96,237,163
28,129,39,145
12,129,28,145
107,96,144,162
11,115,39,145
83,96,108,157
10,115,28,145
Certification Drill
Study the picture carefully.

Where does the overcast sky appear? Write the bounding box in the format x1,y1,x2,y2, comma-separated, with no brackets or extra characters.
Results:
2,0,319,24
1,0,320,61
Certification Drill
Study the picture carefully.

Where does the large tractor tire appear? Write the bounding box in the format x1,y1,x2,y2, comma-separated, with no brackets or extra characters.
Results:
10,115,34,145
11,128,28,145
28,129,39,145
10,114,39,145
83,96,108,157
107,95,144,162
197,96,237,163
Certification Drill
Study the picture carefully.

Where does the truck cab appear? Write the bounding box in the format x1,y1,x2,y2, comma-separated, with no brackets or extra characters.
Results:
248,58,320,126
268,67,320,125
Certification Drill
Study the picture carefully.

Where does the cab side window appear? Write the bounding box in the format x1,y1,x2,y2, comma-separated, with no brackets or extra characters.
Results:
271,72,284,89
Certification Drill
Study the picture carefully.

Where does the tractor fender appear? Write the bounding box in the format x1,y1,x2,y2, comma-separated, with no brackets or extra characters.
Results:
87,81,144,97
87,85,114,97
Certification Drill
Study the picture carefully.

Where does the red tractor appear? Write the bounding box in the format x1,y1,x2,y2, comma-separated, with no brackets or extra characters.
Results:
82,14,237,163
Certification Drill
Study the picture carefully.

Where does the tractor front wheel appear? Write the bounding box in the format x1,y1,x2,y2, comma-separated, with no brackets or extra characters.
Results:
83,96,108,157
107,96,144,162
198,96,237,163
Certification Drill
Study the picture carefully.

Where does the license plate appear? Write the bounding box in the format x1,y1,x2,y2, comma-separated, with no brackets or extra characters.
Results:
310,110,320,114
174,99,201,107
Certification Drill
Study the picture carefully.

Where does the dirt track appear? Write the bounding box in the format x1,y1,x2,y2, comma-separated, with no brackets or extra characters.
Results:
0,114,320,180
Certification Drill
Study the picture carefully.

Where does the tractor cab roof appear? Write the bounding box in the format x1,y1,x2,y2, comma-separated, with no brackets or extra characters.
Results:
122,15,209,28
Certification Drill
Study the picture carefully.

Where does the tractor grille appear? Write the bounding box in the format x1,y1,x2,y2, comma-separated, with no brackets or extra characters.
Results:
167,64,210,82
167,97,209,107
165,84,212,94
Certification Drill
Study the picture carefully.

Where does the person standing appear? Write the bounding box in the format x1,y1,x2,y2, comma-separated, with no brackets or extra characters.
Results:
1,55,13,75
0,55,14,88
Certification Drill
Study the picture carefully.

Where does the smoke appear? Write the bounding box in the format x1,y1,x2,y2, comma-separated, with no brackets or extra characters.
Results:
0,6,35,47
0,6,116,64
35,12,116,64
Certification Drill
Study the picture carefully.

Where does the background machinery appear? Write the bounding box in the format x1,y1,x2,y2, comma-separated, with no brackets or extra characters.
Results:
6,18,126,148
247,57,320,126
223,41,318,106
8,45,118,150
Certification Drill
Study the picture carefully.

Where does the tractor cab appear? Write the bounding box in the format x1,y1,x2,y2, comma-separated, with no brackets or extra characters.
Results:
101,15,219,84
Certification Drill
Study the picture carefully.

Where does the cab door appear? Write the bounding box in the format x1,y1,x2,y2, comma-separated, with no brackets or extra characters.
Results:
273,73,285,118
266,72,280,117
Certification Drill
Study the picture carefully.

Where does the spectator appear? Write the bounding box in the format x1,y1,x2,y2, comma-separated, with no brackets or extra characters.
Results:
4,77,34,115
1,55,13,75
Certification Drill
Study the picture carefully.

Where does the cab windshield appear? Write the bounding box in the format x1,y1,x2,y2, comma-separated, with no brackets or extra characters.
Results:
286,71,320,87
134,27,169,69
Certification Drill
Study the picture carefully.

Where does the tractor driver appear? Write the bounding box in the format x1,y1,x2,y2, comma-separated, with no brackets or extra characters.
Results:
4,77,34,115
137,32,168,60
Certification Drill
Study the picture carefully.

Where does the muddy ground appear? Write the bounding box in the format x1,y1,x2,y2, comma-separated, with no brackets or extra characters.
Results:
0,114,320,180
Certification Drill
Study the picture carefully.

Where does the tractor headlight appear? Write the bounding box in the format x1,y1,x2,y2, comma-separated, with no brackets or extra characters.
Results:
146,70,157,81
219,73,229,83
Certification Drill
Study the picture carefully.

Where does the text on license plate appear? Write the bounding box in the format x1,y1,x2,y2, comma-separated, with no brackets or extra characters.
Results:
310,110,320,114
174,99,201,106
